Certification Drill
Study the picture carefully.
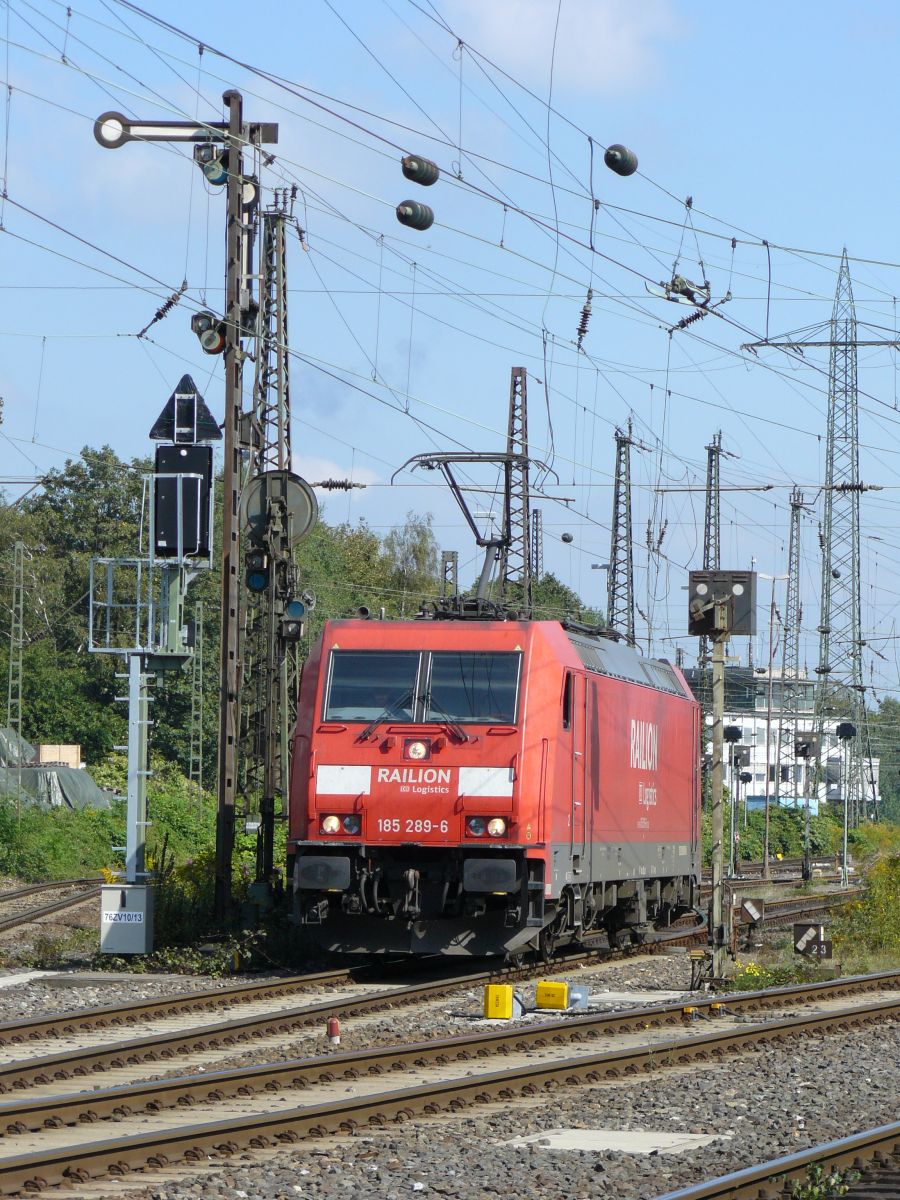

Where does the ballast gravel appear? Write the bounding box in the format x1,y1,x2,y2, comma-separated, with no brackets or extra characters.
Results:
0,949,690,1031
124,1020,898,1200
0,971,268,1024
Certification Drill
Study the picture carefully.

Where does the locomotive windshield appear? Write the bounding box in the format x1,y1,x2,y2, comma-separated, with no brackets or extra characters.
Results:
323,649,521,724
425,652,520,724
324,651,419,721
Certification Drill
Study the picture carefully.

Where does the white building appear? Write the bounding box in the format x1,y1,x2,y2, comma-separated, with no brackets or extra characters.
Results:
683,666,880,817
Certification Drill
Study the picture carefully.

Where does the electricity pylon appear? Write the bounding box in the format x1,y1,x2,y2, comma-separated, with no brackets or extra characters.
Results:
6,541,24,753
774,490,809,877
440,550,458,598
188,600,205,811
746,251,894,827
607,423,637,643
530,507,544,584
698,432,724,681
498,366,532,614
814,253,864,826
239,191,300,883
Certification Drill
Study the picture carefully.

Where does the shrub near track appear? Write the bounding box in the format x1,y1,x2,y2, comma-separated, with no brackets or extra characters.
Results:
833,853,900,957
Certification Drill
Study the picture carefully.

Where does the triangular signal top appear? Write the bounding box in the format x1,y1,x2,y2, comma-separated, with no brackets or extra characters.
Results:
149,374,222,443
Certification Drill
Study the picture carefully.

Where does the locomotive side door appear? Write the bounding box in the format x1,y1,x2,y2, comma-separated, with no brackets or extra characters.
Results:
564,670,587,874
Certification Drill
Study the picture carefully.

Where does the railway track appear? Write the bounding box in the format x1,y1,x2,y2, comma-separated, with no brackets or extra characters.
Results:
735,887,861,927
0,972,894,1195
0,881,101,937
0,910,706,1052
702,854,841,881
655,1120,900,1199
0,930,706,1092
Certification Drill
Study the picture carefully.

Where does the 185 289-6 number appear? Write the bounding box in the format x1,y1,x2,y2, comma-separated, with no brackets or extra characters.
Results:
376,818,449,834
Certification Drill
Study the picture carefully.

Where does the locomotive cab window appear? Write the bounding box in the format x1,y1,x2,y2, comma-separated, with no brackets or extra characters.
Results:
562,671,573,730
425,652,521,724
324,650,420,721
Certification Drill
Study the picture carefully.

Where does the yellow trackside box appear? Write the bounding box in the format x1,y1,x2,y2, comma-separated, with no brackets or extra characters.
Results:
535,980,569,1010
483,984,514,1019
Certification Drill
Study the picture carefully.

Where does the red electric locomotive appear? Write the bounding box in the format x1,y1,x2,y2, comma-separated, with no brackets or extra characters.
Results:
288,614,700,957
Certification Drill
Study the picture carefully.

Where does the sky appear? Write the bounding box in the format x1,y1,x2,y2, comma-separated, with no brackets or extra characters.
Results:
3,0,900,701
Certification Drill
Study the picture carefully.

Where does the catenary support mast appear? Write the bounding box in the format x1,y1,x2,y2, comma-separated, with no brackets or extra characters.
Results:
499,367,532,614
814,254,864,828
241,192,299,884
607,422,637,644
698,432,723,694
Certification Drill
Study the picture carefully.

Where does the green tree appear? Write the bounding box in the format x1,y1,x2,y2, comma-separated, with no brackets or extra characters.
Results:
866,698,900,823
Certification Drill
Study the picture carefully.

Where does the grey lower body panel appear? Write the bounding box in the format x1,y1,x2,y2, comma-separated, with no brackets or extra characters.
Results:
300,911,518,956
549,839,698,894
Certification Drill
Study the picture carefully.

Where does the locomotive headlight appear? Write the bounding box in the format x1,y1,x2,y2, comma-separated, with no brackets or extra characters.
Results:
466,816,486,836
486,817,507,837
342,814,361,835
321,815,341,834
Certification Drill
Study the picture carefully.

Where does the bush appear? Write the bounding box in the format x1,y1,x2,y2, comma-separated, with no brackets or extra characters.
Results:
701,802,843,867
0,796,124,880
833,854,900,956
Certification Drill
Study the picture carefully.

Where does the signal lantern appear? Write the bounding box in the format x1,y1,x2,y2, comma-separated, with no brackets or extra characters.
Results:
604,143,638,176
190,311,227,356
396,200,434,231
245,548,270,593
401,154,440,186
193,143,229,186
202,152,229,186
281,599,306,642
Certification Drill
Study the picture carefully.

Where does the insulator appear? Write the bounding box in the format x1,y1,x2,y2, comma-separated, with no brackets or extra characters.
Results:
604,143,638,176
401,155,440,186
561,532,574,544
675,308,710,331
576,287,593,347
396,200,435,231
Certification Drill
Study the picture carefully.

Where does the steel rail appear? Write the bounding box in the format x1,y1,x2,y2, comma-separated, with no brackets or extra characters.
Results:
0,965,412,1047
753,890,861,926
0,887,102,935
654,1121,900,1199
0,915,706,1048
0,960,894,1098
0,997,896,1195
0,972,896,1136
0,879,100,905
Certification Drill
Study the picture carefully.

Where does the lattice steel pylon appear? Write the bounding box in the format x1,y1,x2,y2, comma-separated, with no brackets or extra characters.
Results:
188,600,205,810
814,251,864,826
440,550,458,598
698,432,724,674
607,423,636,644
498,366,532,614
775,489,805,805
6,541,24,747
239,191,299,882
530,507,544,584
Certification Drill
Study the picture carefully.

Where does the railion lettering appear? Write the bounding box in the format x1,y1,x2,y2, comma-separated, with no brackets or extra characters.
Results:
376,767,452,785
630,720,659,771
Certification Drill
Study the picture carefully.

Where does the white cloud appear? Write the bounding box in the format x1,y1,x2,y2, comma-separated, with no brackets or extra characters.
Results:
445,0,680,95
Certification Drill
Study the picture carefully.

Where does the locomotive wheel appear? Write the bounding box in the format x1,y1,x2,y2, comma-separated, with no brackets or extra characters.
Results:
538,924,556,963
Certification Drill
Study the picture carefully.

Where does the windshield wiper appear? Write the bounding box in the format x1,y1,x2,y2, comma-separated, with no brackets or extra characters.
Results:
356,688,414,742
420,691,468,743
